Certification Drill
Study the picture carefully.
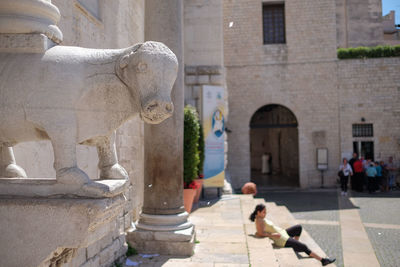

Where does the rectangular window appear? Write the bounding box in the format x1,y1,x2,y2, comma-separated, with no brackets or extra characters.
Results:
352,124,373,137
263,4,286,44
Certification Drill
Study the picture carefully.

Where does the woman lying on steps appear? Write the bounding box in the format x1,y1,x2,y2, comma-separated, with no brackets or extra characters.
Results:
250,204,336,266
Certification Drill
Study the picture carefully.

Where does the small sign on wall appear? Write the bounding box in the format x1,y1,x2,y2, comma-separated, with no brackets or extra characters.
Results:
317,148,328,170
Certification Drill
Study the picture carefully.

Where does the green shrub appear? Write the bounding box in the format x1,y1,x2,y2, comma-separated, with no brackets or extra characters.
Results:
394,45,400,57
197,122,205,177
337,48,349,59
338,45,400,59
184,105,200,185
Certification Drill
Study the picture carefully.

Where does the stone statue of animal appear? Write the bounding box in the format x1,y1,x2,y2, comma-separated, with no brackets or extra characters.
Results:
0,41,178,188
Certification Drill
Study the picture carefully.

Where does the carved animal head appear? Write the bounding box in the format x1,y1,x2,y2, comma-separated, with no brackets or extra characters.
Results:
116,41,178,124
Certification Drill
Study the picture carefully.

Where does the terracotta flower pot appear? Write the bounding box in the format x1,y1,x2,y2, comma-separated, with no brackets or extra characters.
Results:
193,178,203,203
183,188,196,213
241,182,257,195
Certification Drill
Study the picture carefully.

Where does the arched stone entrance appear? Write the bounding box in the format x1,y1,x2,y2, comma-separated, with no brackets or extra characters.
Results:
250,104,299,187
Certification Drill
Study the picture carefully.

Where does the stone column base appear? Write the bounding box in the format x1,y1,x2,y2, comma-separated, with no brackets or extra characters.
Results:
0,33,56,53
127,226,195,256
126,212,196,256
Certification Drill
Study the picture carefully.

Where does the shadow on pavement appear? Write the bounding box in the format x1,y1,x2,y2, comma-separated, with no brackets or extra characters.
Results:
350,190,400,198
191,198,219,213
257,189,360,212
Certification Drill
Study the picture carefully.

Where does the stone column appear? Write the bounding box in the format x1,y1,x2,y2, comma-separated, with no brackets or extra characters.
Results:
127,0,195,256
0,0,62,53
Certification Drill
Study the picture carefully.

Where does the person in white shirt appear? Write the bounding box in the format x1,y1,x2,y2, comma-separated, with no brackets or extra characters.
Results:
339,158,353,196
261,153,270,174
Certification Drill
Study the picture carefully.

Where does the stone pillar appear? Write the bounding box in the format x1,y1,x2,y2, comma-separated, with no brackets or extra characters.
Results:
0,0,62,53
127,0,195,256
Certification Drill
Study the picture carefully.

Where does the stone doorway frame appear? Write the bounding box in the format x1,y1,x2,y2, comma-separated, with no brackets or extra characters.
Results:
249,104,300,188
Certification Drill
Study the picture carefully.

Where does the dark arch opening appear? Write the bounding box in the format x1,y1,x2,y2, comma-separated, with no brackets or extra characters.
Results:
250,104,299,188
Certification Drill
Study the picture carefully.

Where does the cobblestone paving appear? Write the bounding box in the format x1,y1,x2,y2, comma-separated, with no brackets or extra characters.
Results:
262,190,340,221
259,189,400,267
365,227,400,267
260,190,343,265
302,224,343,267
350,191,400,225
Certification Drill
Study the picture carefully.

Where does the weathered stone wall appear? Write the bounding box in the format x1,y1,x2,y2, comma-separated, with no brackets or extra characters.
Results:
0,197,126,267
224,0,340,189
223,0,400,190
184,0,223,67
223,0,337,66
10,1,145,266
336,0,383,48
338,57,400,162
225,63,340,189
184,0,225,109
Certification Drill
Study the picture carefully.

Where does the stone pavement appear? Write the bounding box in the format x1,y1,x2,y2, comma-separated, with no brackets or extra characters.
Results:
260,188,400,267
124,194,332,267
123,188,400,267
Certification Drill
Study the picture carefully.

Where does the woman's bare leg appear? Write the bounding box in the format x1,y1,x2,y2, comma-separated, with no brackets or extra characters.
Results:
309,251,322,261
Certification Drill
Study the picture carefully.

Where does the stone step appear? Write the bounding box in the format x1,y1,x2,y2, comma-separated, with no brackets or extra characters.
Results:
274,248,322,267
239,195,279,267
244,196,335,267
274,247,302,267
261,201,314,267
274,206,328,258
124,194,334,267
266,203,336,267
189,195,249,265
238,194,255,222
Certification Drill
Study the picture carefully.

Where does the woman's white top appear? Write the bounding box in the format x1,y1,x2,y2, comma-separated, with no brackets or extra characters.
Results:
339,163,353,176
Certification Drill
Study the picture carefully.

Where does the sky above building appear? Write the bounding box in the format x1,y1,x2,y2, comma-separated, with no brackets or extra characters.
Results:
382,0,400,24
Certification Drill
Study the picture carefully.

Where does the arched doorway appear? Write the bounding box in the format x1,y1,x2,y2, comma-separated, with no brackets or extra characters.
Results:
250,104,299,187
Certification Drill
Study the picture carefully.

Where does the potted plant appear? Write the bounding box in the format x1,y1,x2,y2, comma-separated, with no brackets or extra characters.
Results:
183,105,200,213
194,122,205,203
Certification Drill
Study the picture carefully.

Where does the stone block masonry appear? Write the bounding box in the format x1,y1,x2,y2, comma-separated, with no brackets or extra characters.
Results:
338,57,400,162
0,196,127,267
225,61,340,189
223,0,339,189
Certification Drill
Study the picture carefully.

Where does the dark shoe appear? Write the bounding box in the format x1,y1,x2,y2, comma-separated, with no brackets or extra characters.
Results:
321,257,336,266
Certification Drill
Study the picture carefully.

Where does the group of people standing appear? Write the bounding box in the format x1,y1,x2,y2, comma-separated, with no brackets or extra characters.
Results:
338,153,398,195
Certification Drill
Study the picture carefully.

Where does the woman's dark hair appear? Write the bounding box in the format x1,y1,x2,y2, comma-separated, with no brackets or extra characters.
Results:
249,204,266,222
